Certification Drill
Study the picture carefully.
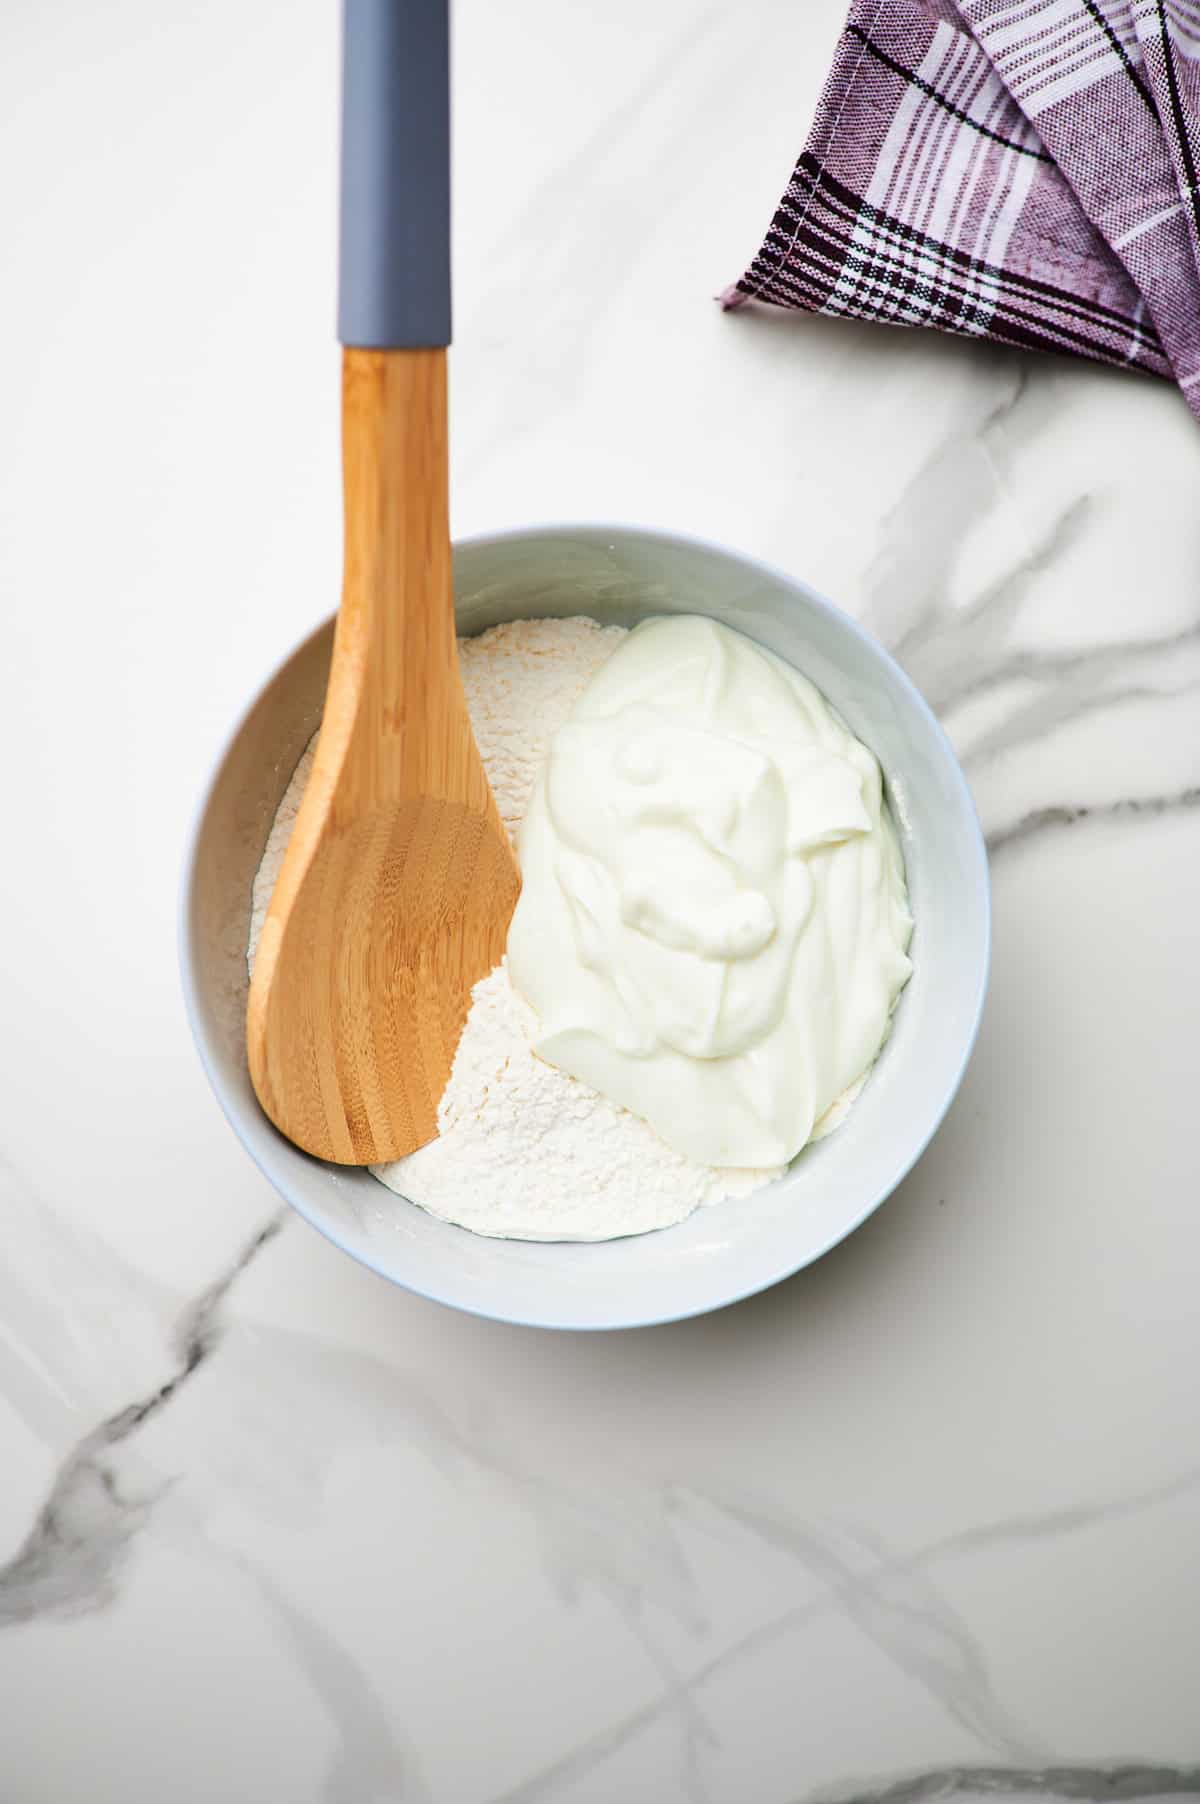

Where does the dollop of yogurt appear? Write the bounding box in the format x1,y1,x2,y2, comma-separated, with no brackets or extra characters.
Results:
506,615,913,1168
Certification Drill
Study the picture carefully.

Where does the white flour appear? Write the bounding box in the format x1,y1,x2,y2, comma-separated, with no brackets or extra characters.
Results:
249,616,786,1242
380,962,777,1240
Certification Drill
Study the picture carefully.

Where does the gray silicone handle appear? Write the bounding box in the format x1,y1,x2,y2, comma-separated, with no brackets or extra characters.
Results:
338,0,451,349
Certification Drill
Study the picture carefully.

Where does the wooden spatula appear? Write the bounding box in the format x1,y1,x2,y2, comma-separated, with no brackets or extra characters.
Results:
247,0,520,1164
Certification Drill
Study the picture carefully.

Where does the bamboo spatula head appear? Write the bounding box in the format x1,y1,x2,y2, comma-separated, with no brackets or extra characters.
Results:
246,349,520,1164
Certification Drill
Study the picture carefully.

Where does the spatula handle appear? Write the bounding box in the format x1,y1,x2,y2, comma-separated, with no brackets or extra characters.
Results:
338,0,451,349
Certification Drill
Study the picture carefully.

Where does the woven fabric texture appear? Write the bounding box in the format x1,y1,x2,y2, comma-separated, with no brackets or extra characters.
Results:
727,0,1200,414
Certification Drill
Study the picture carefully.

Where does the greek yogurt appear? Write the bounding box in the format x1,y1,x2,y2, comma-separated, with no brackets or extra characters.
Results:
507,614,913,1168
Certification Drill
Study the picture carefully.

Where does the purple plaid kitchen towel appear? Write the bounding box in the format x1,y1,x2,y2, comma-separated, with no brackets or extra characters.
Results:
725,0,1200,415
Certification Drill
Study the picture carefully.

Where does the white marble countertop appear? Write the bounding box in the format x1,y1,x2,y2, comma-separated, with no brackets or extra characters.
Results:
2,1,1198,1799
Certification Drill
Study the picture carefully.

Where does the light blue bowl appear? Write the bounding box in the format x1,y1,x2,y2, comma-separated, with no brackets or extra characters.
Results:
180,525,990,1330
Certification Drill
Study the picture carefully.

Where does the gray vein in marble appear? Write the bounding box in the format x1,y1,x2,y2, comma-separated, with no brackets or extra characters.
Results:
4,1197,1194,1801
493,1466,1200,1804
493,1503,1029,1803
862,360,1035,655
715,1500,1048,1762
937,607,1200,776
918,1465,1200,1560
491,1680,684,1804
0,1209,286,1627
987,784,1200,854
30,1293,715,1799
862,359,1200,786
457,1,760,479
173,1211,287,1372
801,1762,1200,1804
0,1154,173,1450
622,1611,718,1804
438,1422,715,1802
142,1322,718,1804
888,493,1094,706
462,1430,714,1801
221,1548,431,1804
963,671,1200,772
938,616,1200,724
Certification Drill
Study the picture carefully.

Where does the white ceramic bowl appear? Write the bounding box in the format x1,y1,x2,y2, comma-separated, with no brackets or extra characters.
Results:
181,525,990,1330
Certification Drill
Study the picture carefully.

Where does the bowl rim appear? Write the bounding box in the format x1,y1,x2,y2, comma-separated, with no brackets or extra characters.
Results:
179,520,991,1330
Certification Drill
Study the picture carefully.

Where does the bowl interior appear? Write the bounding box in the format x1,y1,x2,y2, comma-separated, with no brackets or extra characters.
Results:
182,526,989,1329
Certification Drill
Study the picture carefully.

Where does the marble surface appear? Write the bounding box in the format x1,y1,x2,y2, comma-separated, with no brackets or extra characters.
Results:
1,0,1198,1798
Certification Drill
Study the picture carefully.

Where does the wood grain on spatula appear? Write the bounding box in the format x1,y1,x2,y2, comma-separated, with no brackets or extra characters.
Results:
247,348,520,1163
